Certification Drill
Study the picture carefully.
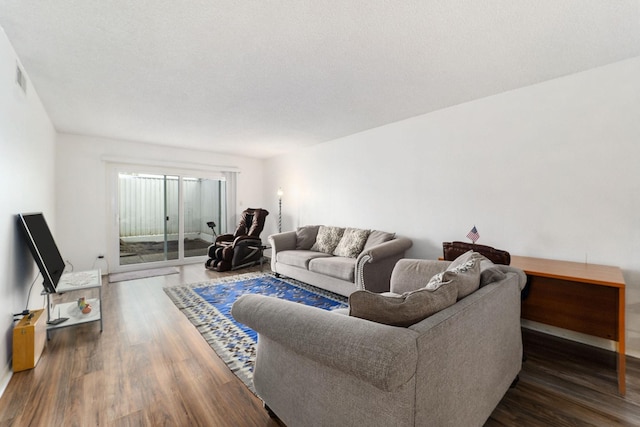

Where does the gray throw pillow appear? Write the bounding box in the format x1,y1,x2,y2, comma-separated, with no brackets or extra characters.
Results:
295,225,320,250
480,267,507,286
478,257,507,286
426,250,482,299
333,228,371,258
310,226,345,254
348,284,457,327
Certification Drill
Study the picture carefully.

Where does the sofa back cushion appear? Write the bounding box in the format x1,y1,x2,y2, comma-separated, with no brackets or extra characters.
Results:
296,225,320,250
348,284,457,327
479,257,508,287
363,230,395,250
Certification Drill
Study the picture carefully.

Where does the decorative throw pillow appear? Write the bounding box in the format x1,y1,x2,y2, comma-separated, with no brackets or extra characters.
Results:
426,250,482,299
333,228,371,258
295,225,320,250
478,256,508,287
310,226,345,254
480,266,507,287
348,284,457,327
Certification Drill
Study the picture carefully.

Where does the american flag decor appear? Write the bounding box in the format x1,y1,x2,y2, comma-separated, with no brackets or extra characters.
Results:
466,226,480,243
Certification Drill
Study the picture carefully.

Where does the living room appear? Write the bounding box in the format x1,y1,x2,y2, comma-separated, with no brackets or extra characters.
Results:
2,1,640,425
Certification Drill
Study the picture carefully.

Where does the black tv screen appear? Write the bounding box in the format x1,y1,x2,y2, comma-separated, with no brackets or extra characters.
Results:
17,213,66,294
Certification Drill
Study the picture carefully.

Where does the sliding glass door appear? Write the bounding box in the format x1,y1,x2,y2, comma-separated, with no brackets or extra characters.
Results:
183,177,227,260
113,170,227,271
118,173,179,265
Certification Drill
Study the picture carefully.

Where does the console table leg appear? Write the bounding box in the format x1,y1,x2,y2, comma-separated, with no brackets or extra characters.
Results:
618,289,626,395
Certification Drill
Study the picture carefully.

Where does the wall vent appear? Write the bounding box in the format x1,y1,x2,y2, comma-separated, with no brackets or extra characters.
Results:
15,64,27,94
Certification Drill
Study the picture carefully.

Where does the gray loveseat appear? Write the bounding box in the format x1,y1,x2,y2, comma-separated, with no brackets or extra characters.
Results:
232,257,526,427
269,225,413,296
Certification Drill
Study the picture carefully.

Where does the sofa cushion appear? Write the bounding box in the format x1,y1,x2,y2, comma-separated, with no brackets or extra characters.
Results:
311,226,345,254
389,259,450,294
426,250,482,299
348,284,457,327
479,257,508,287
277,250,332,269
333,228,371,258
363,230,395,250
308,256,355,282
295,225,320,250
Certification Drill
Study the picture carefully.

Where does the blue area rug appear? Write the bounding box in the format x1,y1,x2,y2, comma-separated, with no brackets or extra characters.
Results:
163,272,347,393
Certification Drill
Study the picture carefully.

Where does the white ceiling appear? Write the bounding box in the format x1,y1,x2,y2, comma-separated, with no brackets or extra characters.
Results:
1,1,639,159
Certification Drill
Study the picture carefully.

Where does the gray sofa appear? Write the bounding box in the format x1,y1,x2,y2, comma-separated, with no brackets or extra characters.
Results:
232,258,527,427
268,226,413,296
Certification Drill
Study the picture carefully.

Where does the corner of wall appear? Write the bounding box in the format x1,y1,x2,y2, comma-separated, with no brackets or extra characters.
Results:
0,359,13,400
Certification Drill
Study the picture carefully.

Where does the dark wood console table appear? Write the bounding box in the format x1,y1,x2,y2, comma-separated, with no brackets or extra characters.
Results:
511,255,626,395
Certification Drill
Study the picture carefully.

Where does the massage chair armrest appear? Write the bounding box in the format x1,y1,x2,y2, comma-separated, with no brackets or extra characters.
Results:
232,235,263,247
214,234,234,245
231,294,418,392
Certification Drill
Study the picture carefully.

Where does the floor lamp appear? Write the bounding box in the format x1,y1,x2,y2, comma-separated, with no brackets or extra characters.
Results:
277,188,283,233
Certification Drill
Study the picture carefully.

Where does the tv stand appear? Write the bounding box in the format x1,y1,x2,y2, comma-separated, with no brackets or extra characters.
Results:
45,269,103,339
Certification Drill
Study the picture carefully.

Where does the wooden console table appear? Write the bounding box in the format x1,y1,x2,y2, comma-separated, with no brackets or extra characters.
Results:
511,255,626,395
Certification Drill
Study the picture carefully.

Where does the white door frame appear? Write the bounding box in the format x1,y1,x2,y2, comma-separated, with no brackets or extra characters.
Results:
106,162,230,273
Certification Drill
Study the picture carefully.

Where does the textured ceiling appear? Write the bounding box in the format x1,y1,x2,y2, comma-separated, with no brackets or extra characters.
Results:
1,1,639,158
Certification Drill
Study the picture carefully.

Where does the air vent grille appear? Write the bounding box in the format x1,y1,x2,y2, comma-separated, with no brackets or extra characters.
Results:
16,64,27,94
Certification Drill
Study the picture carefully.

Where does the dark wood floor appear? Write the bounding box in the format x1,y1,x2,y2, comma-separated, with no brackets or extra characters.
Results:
1,263,638,426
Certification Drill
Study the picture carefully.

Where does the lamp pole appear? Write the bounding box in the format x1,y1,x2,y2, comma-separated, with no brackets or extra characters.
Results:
277,188,283,233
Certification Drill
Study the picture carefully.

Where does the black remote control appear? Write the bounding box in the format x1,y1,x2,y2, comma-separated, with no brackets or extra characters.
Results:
47,317,69,325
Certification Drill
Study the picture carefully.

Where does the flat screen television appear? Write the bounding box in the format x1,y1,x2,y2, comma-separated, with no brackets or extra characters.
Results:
17,212,66,294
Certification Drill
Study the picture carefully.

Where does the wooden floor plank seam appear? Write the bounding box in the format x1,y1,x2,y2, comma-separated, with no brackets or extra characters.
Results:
0,264,638,426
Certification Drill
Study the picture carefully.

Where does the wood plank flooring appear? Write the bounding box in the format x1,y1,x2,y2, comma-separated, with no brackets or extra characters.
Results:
0,263,638,426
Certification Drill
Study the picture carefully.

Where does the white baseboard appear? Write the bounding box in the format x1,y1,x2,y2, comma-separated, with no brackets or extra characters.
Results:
0,359,12,400
522,320,617,352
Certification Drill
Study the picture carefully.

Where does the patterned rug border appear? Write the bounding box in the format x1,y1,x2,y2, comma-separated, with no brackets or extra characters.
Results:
163,272,347,394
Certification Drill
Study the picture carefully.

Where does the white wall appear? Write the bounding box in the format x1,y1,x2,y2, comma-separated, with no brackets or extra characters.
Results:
55,134,266,272
0,28,57,394
264,56,640,357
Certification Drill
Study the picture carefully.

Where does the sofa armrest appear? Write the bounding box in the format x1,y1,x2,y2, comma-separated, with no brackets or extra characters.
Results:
389,259,451,294
498,265,528,291
360,237,413,262
231,294,418,391
406,273,524,426
356,237,413,293
268,231,297,271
